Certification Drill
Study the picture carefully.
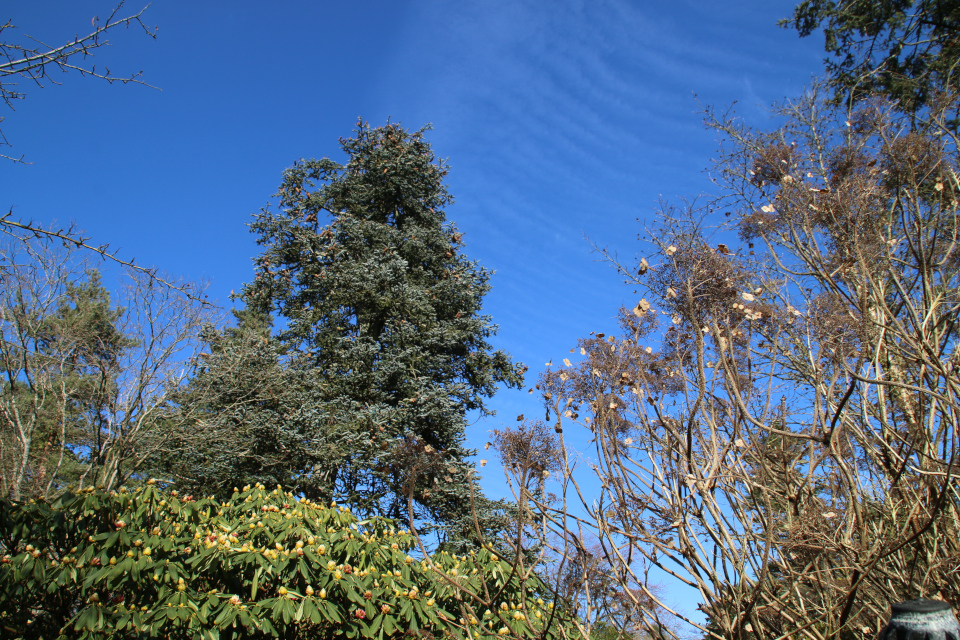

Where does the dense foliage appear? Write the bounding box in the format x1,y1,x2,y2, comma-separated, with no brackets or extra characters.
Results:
0,483,575,640
162,121,524,547
785,0,960,119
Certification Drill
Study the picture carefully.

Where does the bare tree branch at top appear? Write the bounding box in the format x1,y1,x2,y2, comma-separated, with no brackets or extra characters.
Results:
0,1,157,163
0,4,210,304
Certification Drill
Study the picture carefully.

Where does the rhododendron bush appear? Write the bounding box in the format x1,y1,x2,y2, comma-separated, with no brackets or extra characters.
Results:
0,483,576,640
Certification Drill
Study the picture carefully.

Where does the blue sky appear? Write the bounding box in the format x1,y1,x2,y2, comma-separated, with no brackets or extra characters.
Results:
3,0,825,615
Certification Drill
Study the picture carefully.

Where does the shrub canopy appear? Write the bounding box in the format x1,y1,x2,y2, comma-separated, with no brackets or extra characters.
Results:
0,483,574,640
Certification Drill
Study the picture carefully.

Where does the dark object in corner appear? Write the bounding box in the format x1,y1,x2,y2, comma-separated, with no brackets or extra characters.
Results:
878,599,960,640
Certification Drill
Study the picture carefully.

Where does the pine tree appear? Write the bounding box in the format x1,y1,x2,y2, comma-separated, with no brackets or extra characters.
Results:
784,0,960,121
200,121,524,545
0,267,160,498
38,271,134,490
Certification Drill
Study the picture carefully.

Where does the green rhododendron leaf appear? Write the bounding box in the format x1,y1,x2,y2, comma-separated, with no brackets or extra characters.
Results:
1,486,576,638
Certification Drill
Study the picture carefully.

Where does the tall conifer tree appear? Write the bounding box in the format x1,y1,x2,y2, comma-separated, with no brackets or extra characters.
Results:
229,121,523,543
785,0,960,120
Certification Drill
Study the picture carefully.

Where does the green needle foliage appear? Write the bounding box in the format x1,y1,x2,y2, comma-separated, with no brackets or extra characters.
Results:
169,121,524,548
0,270,128,499
784,0,960,120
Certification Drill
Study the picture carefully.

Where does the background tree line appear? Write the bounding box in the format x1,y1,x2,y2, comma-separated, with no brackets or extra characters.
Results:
0,237,212,500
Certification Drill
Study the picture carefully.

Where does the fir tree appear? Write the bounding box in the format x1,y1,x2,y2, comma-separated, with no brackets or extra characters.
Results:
185,121,525,546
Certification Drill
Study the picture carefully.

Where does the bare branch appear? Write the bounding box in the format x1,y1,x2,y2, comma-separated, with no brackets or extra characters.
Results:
0,2,158,162
0,212,210,305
